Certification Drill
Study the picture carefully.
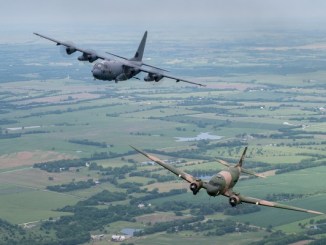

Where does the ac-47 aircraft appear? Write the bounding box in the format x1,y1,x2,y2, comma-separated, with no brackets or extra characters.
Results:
33,31,205,87
131,146,324,215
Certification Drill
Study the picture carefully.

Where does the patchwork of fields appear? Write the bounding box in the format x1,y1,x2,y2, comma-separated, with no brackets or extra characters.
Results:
0,30,325,244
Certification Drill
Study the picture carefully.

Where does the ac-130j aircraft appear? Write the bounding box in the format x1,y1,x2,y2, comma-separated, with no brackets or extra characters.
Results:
33,31,205,87
131,146,324,215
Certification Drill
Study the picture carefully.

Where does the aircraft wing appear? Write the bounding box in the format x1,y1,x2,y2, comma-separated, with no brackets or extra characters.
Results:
33,32,108,61
235,194,324,215
120,60,205,87
130,146,197,183
158,72,206,87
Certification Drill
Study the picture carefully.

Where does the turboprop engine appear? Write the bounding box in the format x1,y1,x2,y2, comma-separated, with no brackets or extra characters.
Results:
144,73,163,82
65,46,76,55
78,51,98,63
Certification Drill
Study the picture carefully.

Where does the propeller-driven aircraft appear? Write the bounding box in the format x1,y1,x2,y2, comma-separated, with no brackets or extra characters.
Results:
131,146,324,215
33,31,205,86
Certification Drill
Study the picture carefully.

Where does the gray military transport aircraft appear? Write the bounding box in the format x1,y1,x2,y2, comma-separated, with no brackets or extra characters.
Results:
33,31,205,86
131,146,324,215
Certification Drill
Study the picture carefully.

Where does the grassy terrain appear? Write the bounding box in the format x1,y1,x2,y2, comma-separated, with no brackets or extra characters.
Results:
0,30,326,244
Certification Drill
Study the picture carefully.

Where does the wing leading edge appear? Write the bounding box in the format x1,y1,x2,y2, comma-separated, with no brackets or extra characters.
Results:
136,65,206,87
130,146,196,183
33,32,108,61
236,194,324,215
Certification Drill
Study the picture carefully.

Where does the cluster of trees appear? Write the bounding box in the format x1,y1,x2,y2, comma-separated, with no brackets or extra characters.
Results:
77,190,127,206
270,127,315,140
134,216,204,236
40,204,154,244
149,148,211,161
129,189,187,205
191,106,230,115
68,139,108,148
20,103,112,119
0,218,26,241
223,205,260,215
149,114,210,129
306,218,326,236
89,162,136,177
251,231,309,245
34,151,135,173
265,193,305,201
0,119,17,125
47,179,96,192
203,219,257,236
0,132,21,139
118,182,145,194
275,159,325,174
129,170,177,183
129,132,153,136
156,200,260,216
135,217,256,237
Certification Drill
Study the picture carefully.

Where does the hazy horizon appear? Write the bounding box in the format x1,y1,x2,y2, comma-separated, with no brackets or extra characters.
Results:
2,0,326,34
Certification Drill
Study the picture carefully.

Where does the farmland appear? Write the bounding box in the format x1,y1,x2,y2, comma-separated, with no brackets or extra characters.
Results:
0,29,325,244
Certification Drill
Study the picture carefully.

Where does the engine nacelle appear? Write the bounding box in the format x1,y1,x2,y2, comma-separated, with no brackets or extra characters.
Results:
229,195,241,207
66,47,76,55
78,53,98,63
189,180,203,195
144,73,163,82
87,54,98,63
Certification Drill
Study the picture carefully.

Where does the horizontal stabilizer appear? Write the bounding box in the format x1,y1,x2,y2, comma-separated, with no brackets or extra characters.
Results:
241,168,266,178
217,159,231,167
217,158,265,178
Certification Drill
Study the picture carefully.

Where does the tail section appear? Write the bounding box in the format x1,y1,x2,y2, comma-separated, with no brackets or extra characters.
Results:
235,147,247,167
217,147,266,178
130,31,147,62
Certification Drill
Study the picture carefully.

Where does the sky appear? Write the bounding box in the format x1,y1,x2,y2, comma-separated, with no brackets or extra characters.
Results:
0,0,326,43
1,0,326,29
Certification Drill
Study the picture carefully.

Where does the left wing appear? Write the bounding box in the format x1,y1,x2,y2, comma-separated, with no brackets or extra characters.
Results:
131,146,222,195
34,32,108,62
226,192,324,215
130,146,196,183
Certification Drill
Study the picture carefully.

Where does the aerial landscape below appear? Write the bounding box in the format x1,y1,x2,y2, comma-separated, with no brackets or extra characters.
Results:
0,1,326,245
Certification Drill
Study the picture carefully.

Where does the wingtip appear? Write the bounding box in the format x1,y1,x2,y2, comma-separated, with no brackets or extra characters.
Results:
129,145,138,151
130,145,147,156
308,210,324,215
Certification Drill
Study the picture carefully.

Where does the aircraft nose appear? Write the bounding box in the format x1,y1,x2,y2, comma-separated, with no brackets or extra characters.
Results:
92,68,101,79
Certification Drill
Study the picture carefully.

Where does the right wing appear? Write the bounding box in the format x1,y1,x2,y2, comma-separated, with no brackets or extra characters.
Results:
235,193,324,215
114,58,205,87
33,32,108,61
130,146,196,183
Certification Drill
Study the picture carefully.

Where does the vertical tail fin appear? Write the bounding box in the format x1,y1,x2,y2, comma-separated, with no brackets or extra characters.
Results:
236,147,247,167
130,31,147,62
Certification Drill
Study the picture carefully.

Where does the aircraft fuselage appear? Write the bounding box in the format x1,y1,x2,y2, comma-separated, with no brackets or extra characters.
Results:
92,60,141,82
206,167,241,196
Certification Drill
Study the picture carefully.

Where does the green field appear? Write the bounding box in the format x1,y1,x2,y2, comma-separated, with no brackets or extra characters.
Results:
1,30,326,244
